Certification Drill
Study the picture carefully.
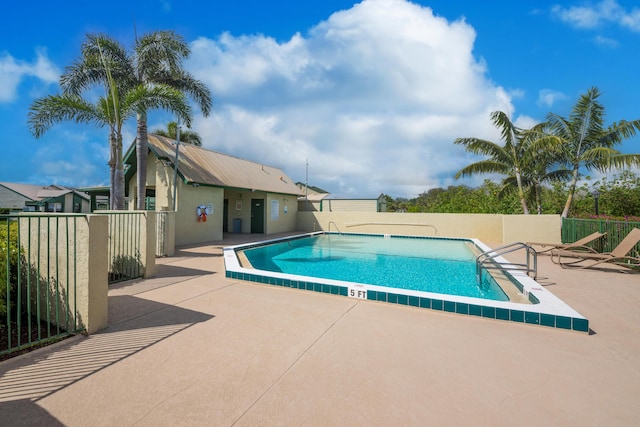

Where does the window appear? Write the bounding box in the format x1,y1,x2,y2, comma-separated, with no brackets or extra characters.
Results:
46,202,63,212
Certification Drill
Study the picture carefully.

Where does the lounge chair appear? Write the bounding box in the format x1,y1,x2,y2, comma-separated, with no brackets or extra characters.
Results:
528,231,605,255
553,228,640,271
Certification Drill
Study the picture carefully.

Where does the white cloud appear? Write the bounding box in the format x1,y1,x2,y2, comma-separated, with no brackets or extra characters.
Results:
537,89,567,108
551,0,640,32
593,35,619,47
620,8,640,31
0,48,59,103
186,0,518,197
28,129,111,187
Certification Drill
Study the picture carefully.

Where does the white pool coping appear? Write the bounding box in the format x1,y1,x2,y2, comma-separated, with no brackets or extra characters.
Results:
223,232,589,332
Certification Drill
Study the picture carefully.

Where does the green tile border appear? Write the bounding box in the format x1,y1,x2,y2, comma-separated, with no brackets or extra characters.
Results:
225,232,590,334
496,308,509,321
469,304,482,317
231,272,589,333
455,302,469,315
444,301,455,312
510,310,524,323
572,318,589,333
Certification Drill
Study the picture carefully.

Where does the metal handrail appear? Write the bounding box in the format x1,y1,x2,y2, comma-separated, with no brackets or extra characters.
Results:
345,222,438,235
476,242,537,284
328,221,343,235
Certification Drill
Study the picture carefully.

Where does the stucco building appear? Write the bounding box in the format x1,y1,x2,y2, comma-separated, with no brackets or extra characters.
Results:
124,135,303,246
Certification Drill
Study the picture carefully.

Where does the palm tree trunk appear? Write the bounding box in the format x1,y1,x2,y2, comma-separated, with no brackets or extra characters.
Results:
113,133,126,210
561,166,580,218
109,132,117,210
514,170,530,214
136,111,148,210
535,183,542,215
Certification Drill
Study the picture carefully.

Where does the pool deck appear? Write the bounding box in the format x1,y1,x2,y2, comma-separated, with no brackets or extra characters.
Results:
1,232,639,426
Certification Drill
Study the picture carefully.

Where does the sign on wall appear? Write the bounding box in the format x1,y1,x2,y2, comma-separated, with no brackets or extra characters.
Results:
271,200,279,221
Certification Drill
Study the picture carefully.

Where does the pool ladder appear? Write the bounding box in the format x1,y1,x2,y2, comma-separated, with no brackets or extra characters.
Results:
328,221,343,235
476,242,537,286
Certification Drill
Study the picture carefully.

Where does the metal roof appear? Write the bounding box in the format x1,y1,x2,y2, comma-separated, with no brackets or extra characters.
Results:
147,134,304,196
297,193,328,202
324,193,384,200
0,182,89,201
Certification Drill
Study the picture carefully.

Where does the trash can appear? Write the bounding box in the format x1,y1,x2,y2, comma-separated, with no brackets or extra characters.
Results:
233,218,242,233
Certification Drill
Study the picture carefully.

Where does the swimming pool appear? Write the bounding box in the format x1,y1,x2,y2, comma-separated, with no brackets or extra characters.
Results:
242,234,509,301
224,232,589,333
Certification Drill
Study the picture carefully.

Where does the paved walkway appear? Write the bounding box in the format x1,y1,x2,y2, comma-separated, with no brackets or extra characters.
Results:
1,233,639,426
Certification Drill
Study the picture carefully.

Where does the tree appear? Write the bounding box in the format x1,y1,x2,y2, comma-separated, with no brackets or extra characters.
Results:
153,121,202,146
61,31,212,210
547,87,640,218
30,34,192,209
454,111,535,214
500,125,571,214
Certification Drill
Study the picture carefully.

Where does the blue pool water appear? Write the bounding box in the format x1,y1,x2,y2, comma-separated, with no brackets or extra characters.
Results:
242,234,509,301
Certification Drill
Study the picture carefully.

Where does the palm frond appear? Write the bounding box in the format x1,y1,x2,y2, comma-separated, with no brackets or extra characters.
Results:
490,111,517,146
124,85,192,127
155,70,213,116
136,30,189,77
454,160,510,179
28,94,106,138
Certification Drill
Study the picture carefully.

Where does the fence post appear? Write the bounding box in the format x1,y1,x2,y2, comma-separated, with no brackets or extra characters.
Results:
142,211,156,278
81,215,108,334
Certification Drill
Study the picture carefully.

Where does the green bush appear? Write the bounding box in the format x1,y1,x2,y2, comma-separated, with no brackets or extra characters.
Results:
0,220,21,324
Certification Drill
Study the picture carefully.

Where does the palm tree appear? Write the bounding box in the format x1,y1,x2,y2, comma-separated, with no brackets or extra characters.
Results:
29,95,117,199
61,31,212,210
499,125,571,214
547,87,640,218
30,34,192,210
153,121,202,146
454,111,535,214
130,31,211,210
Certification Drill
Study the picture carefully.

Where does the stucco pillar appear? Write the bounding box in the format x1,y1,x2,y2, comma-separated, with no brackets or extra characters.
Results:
81,214,109,334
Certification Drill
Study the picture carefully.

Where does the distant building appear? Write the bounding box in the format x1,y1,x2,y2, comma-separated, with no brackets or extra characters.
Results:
295,182,329,196
298,192,387,213
322,193,387,212
296,182,329,212
0,182,90,213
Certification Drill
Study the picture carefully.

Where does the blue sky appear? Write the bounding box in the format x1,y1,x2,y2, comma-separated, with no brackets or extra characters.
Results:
1,0,639,198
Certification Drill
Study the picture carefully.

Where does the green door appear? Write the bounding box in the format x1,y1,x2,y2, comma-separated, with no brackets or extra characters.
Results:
251,199,265,233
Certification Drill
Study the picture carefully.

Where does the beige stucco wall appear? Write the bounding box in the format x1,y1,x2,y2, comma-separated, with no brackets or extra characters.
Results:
155,159,174,211
502,214,562,244
228,190,257,233
322,199,378,212
225,190,299,235
85,215,109,333
266,193,298,234
174,182,224,245
61,193,90,213
145,159,223,246
127,155,160,210
297,212,562,244
18,214,108,334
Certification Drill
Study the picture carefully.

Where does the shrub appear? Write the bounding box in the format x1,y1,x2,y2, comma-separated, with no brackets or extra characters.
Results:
0,220,21,324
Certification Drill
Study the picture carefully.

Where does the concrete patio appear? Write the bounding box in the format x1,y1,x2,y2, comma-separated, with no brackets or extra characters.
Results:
1,232,638,426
